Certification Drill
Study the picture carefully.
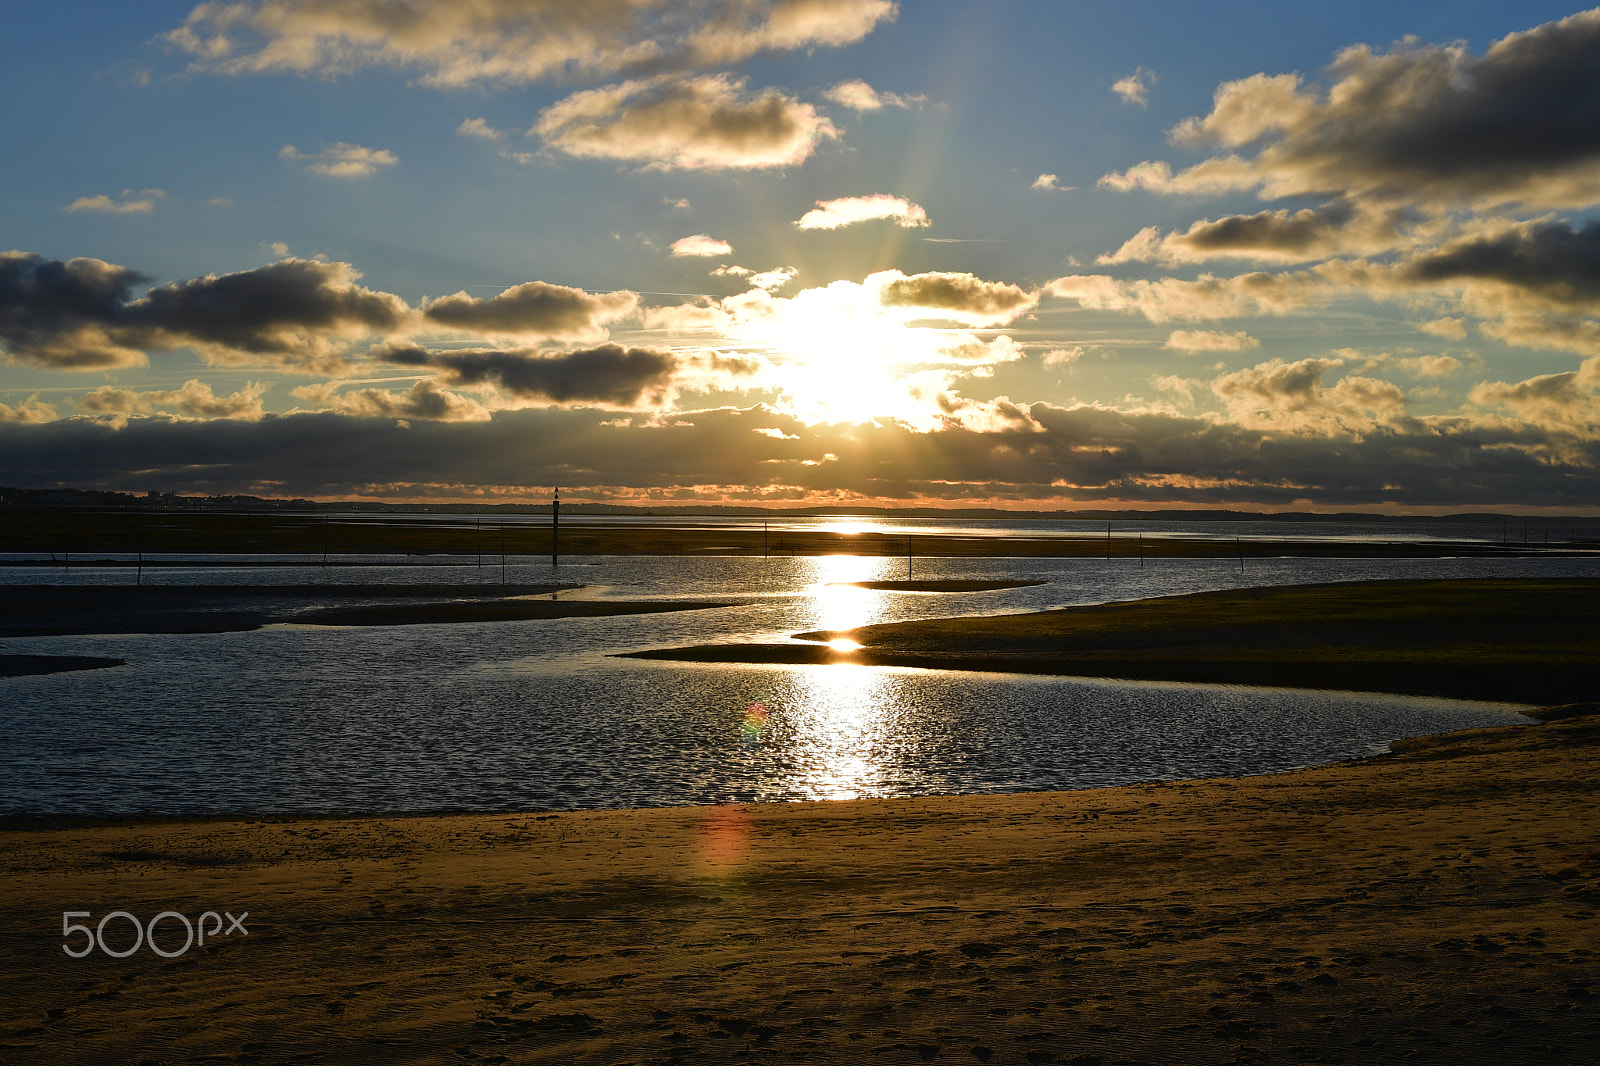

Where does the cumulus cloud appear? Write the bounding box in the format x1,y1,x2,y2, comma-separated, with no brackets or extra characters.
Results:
280,142,397,178
1418,317,1467,339
794,193,929,230
1111,67,1156,107
422,281,636,342
1165,329,1260,352
1030,174,1069,192
876,270,1036,325
671,234,734,257
292,378,490,422
533,73,836,170
0,395,56,424
1212,356,1414,436
1044,270,1320,323
167,0,897,87
1470,357,1600,436
1041,347,1083,368
80,379,268,421
456,117,505,141
62,189,165,215
1106,10,1600,210
0,252,409,372
1397,355,1463,377
823,78,920,111
392,343,683,408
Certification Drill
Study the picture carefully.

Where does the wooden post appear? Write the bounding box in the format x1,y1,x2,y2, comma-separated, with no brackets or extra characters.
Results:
907,535,913,580
501,522,507,586
137,518,144,586
551,488,560,567
1106,522,1111,562
1139,533,1144,568
322,514,330,570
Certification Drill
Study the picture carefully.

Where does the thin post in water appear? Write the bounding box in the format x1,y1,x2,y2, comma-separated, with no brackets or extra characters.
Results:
551,488,560,567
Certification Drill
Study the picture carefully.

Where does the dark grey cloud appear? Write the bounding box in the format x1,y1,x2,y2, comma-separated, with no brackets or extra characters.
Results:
0,252,408,372
877,270,1037,325
1397,220,1600,312
3,399,1596,508
423,281,636,341
394,343,681,407
136,259,409,370
1103,9,1600,210
1102,202,1409,264
0,252,152,368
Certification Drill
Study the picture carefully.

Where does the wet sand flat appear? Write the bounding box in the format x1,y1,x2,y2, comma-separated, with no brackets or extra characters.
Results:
2,711,1597,1064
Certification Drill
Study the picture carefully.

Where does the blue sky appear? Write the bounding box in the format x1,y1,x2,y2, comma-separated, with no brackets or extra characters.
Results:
2,2,1598,510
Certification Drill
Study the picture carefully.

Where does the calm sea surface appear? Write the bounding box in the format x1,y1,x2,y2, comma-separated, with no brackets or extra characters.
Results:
3,532,1595,816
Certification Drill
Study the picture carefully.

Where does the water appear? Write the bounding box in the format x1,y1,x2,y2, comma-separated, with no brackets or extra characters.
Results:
4,548,1593,816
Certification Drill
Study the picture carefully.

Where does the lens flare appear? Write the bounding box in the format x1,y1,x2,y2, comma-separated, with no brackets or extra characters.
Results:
740,700,772,747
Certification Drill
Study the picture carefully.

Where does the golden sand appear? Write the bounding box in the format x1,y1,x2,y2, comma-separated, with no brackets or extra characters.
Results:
2,711,1596,1064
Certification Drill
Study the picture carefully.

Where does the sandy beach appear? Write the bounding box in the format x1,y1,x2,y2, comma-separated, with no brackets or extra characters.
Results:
2,707,1596,1064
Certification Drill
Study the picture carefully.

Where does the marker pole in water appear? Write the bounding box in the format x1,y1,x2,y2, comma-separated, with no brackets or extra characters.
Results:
907,536,913,581
1106,522,1111,562
501,522,507,586
137,518,144,587
763,520,768,558
551,488,560,568
1237,537,1244,573
1139,533,1144,568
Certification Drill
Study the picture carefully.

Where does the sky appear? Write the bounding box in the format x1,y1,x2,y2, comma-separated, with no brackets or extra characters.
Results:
2,1,1599,512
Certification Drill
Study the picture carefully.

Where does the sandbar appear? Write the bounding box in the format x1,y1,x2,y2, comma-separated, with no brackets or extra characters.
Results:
1,709,1596,1063
829,579,1048,593
624,578,1600,705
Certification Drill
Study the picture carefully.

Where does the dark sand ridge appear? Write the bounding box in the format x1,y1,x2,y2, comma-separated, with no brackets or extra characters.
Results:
1,707,1596,1064
0,583,736,676
623,578,1600,705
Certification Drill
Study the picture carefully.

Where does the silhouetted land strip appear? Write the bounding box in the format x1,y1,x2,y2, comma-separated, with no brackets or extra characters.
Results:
5,506,1590,559
0,654,126,677
622,578,1600,704
0,584,733,636
829,579,1048,592
3,709,1597,1063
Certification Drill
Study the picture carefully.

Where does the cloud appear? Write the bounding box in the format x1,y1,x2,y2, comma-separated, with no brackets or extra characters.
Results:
292,378,490,422
671,234,734,257
456,117,505,141
1111,66,1156,107
794,193,929,230
280,142,397,178
1100,202,1412,264
167,0,897,87
0,252,155,369
136,258,410,370
1470,357,1600,436
422,281,636,342
876,270,1036,325
1212,356,1413,436
1165,329,1260,352
1397,355,1462,377
392,343,684,408
1030,174,1069,192
823,78,920,111
62,189,165,215
0,395,56,424
80,379,268,421
1418,317,1467,340
6,396,1597,508
0,252,412,373
1044,270,1320,323
1041,347,1083,368
1108,10,1600,210
533,73,837,170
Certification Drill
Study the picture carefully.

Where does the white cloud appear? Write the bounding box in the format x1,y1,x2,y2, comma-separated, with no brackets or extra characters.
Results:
1031,174,1070,192
1165,329,1261,352
793,193,929,230
456,117,505,141
1111,67,1157,107
280,143,397,179
823,78,921,111
62,189,165,215
671,234,733,257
